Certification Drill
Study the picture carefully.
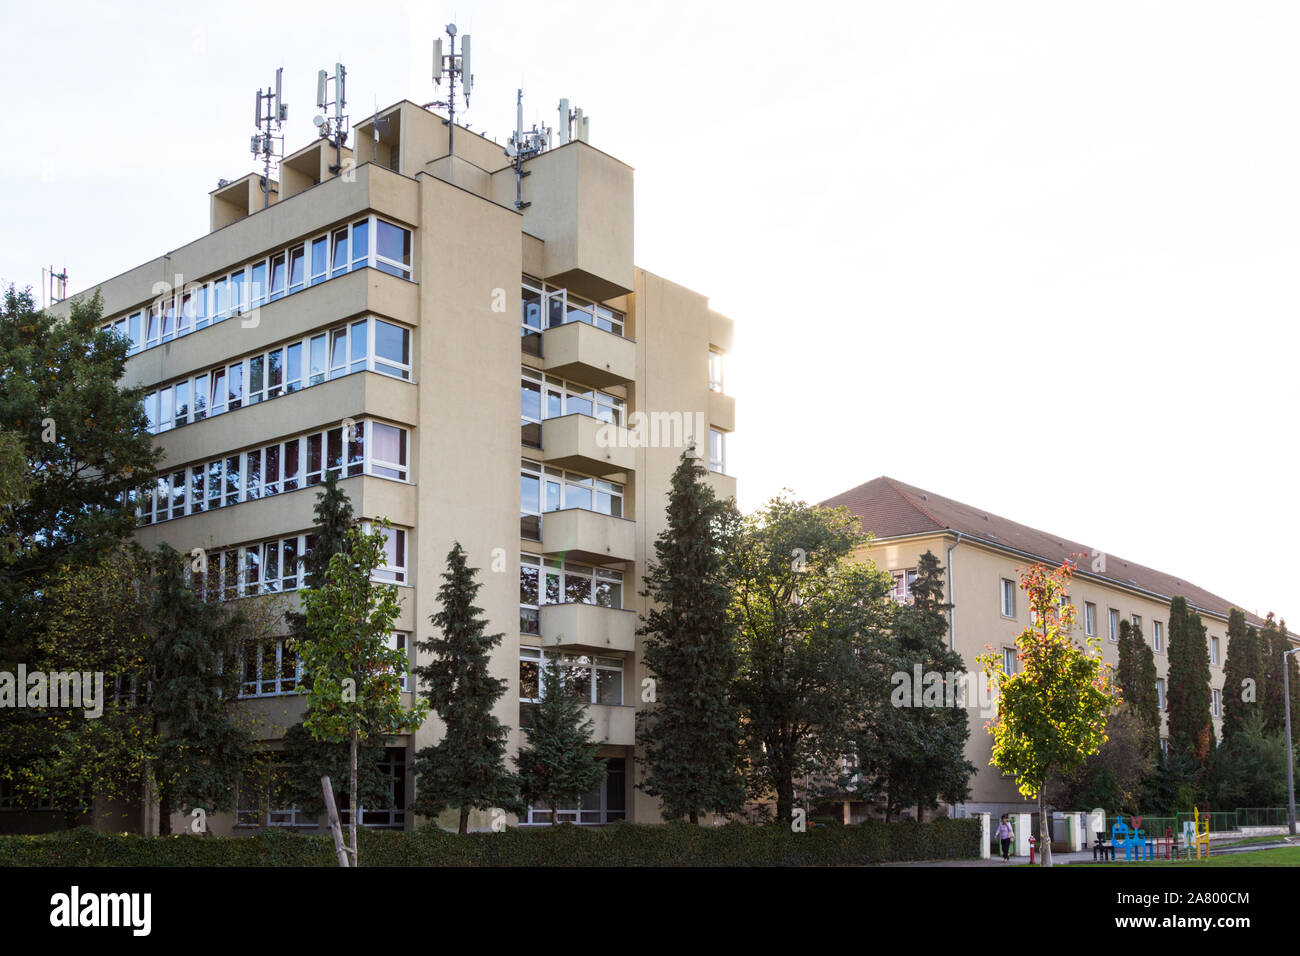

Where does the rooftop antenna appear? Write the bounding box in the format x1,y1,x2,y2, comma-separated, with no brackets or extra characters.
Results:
252,67,289,209
367,95,393,168
314,63,350,175
556,98,590,145
41,265,68,309
504,88,550,210
427,23,473,155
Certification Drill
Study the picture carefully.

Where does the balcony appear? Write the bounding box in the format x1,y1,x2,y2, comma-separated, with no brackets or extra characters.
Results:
539,321,635,388
704,469,736,502
587,703,635,746
539,602,636,654
708,390,735,433
531,414,635,476
539,508,635,565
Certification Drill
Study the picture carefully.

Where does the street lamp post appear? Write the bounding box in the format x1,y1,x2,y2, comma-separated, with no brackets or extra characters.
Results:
1284,647,1299,836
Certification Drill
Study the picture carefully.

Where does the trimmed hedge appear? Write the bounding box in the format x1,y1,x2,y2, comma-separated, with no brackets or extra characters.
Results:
0,818,980,867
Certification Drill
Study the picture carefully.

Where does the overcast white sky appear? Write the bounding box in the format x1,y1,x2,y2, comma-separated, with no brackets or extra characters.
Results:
2,1,1296,621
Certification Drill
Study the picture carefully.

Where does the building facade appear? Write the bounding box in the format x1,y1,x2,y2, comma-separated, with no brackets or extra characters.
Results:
50,100,737,834
822,476,1296,819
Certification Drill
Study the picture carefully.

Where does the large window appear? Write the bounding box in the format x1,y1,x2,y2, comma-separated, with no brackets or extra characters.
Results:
519,648,624,710
520,459,622,539
100,216,414,355
519,757,626,826
709,428,726,474
140,318,411,435
520,367,624,445
135,420,408,526
521,275,625,338
889,569,917,604
519,552,623,635
238,638,302,698
709,348,724,392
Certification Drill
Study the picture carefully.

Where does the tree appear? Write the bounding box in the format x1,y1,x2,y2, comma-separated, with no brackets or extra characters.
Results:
1221,609,1261,744
977,561,1120,867
637,451,745,823
413,542,519,833
295,522,427,865
1259,614,1299,746
1166,597,1213,764
515,653,606,825
854,550,974,821
280,472,369,814
1115,619,1160,750
146,546,253,831
0,286,160,661
1211,711,1289,809
1048,705,1155,815
0,429,27,567
728,495,893,825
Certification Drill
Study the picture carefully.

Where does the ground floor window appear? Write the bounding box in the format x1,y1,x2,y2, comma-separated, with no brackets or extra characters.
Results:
520,757,626,825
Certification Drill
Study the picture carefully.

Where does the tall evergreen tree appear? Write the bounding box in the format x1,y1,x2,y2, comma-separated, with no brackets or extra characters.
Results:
147,546,253,832
413,542,519,833
0,286,160,661
637,451,745,823
1259,614,1300,746
516,654,606,825
1166,597,1213,764
1220,609,1261,743
1116,619,1160,749
857,550,974,820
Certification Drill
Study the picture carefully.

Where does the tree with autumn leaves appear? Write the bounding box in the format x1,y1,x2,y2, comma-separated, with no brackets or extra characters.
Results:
978,560,1120,867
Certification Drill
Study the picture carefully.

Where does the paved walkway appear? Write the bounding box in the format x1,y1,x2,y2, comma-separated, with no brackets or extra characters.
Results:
887,833,1298,867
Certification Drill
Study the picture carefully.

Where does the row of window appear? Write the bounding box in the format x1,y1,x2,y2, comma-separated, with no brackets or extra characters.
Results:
518,757,627,826
518,552,624,634
518,648,624,708
521,367,625,431
142,317,412,435
236,634,409,699
191,525,408,601
999,579,1221,663
519,459,623,539
136,420,409,526
521,276,625,338
101,216,414,356
236,747,407,829
1153,679,1223,718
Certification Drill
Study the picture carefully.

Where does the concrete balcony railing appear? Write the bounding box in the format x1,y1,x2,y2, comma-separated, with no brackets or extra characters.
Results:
540,508,635,565
708,389,735,433
539,602,637,654
704,469,736,502
540,320,636,388
537,414,635,476
586,703,635,746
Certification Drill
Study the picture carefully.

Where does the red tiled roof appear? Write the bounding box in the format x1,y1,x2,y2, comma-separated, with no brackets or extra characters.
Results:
822,476,1282,630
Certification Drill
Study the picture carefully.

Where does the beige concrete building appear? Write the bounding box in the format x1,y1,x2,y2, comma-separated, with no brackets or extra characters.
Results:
53,100,736,834
823,476,1297,819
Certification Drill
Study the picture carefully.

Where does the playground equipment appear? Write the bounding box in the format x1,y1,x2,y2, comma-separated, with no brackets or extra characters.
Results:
1183,807,1211,860
1111,819,1154,861
1092,830,1115,861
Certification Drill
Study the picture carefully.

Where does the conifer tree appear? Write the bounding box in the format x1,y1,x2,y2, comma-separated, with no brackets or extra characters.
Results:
516,654,605,825
1259,614,1300,746
1221,609,1261,743
147,546,252,831
413,542,520,833
862,550,974,820
1116,619,1160,749
1166,597,1213,763
636,451,745,823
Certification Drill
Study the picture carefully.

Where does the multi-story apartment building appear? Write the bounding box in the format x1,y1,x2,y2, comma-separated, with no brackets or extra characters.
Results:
822,475,1296,819
48,99,737,835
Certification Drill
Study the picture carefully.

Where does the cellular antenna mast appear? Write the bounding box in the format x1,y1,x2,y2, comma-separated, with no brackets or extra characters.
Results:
252,67,289,209
427,23,472,155
314,63,349,175
41,266,68,309
504,89,550,209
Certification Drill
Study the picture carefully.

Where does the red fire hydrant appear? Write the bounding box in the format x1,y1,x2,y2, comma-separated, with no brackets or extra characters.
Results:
1028,835,1037,864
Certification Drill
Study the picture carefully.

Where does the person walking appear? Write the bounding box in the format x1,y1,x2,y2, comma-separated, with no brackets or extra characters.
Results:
995,814,1014,862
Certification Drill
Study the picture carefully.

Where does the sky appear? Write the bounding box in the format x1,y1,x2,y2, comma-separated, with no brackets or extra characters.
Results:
1,0,1297,621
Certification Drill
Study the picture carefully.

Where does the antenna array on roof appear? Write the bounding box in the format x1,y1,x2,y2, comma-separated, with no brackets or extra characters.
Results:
314,63,350,174
252,67,288,209
504,89,552,210
426,23,473,155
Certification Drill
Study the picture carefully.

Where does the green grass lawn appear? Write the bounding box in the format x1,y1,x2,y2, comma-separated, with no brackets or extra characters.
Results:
1089,846,1300,867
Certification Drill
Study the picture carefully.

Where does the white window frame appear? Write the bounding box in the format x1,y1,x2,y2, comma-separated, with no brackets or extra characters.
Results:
1000,579,1016,619
1108,608,1120,643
